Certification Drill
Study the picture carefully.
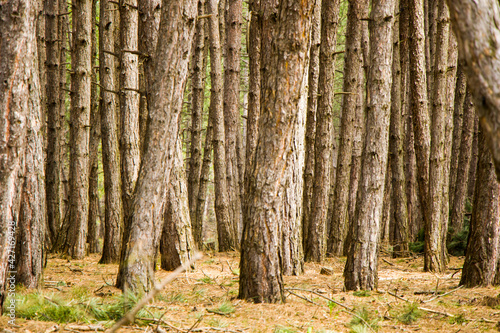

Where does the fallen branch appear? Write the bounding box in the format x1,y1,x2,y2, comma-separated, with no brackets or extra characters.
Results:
106,252,203,333
286,290,321,306
382,258,395,266
285,287,352,311
422,285,464,303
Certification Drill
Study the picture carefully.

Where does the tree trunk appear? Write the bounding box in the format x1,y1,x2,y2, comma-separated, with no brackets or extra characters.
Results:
161,139,196,270
0,0,34,312
120,0,141,243
344,0,394,291
206,0,236,252
328,0,369,257
449,91,475,235
188,0,208,232
16,43,45,288
63,0,93,259
36,0,47,144
460,131,500,287
390,3,409,257
306,0,341,263
239,0,312,303
117,0,197,294
223,0,244,246
45,0,62,247
467,117,479,199
446,0,500,180
302,0,321,252
87,0,100,254
426,0,449,272
99,0,122,264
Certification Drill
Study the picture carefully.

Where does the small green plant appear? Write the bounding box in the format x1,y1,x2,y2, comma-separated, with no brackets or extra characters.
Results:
349,307,379,333
448,314,468,325
398,303,423,325
14,293,87,323
208,301,235,315
199,276,214,284
274,325,297,333
353,290,371,297
328,300,337,314
409,228,425,254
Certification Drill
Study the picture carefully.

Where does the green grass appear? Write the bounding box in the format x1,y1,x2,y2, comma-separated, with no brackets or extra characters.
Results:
353,290,371,297
398,303,423,325
274,325,297,333
349,307,380,333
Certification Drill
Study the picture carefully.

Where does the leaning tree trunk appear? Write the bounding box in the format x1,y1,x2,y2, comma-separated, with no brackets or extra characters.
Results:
45,0,62,247
239,0,313,303
161,138,196,270
99,0,122,264
446,0,500,181
223,0,244,245
426,0,450,273
62,0,92,259
0,0,34,312
328,0,369,257
460,131,500,287
207,0,236,252
306,0,341,263
344,0,394,291
16,45,45,288
117,0,197,295
302,0,321,252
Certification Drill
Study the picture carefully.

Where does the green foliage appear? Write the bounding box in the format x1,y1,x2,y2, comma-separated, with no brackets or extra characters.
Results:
353,290,371,297
208,301,235,315
447,220,470,257
13,293,87,323
274,326,297,333
397,303,423,325
409,228,425,254
328,300,337,314
448,314,468,325
348,307,379,333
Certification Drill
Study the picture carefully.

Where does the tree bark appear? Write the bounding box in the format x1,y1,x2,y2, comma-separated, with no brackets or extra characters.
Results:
306,0,341,263
99,0,123,264
302,0,321,253
0,0,34,312
426,0,450,272
45,0,62,247
223,0,244,246
239,0,312,303
467,117,479,199
328,0,370,257
446,0,500,180
161,139,196,270
460,131,500,287
344,0,394,291
117,0,197,294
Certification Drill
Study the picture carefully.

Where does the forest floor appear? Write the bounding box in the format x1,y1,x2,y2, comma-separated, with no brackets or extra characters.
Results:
2,252,500,333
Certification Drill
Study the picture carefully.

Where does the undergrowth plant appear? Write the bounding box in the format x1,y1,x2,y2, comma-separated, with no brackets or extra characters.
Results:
398,303,423,325
348,307,379,333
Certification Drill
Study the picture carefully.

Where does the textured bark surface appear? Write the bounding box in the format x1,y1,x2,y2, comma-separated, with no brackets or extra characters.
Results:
328,0,368,256
446,0,500,180
389,5,409,257
99,0,122,264
16,46,45,288
161,140,196,270
426,0,450,273
344,0,394,291
45,0,61,246
64,0,93,259
302,0,321,252
0,0,33,312
207,0,235,252
87,0,100,254
117,0,197,294
120,0,141,237
223,0,244,245
467,117,479,199
450,91,475,235
460,131,500,287
188,0,208,233
239,0,312,303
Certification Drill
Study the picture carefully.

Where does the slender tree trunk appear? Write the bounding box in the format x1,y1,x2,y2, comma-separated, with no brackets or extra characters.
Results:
450,91,475,235
188,0,208,231
117,0,197,294
36,0,47,143
0,0,34,312
45,0,61,247
99,0,122,264
344,0,394,291
302,0,321,251
87,0,100,254
206,0,235,252
390,4,409,257
239,0,312,303
16,42,45,288
460,131,500,287
426,0,450,272
467,117,479,199
306,0,341,263
161,139,196,270
223,0,244,245
328,0,370,256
